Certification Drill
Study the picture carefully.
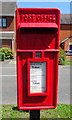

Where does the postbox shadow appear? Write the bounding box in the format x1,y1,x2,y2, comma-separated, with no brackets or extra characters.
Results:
12,106,29,113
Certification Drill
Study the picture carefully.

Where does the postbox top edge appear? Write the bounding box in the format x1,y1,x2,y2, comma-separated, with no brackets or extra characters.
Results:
16,8,60,13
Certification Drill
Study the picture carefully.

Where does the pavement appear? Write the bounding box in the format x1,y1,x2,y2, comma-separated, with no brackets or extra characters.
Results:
58,65,71,104
0,59,71,105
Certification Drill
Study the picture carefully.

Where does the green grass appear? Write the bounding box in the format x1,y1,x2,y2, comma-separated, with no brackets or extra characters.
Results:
64,61,72,65
41,104,71,118
0,104,71,119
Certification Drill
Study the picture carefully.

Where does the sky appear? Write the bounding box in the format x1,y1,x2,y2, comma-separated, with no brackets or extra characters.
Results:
18,2,71,14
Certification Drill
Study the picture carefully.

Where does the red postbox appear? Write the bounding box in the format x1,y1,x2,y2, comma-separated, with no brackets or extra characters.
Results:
16,8,60,110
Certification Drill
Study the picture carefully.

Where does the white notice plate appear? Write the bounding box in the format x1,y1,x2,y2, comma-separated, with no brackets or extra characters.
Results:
30,62,46,93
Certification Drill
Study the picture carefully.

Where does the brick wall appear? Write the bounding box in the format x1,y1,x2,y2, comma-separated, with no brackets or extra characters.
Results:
2,39,12,49
60,24,72,61
0,16,15,50
60,24,72,51
60,24,72,42
66,56,72,61
0,16,14,31
64,40,70,51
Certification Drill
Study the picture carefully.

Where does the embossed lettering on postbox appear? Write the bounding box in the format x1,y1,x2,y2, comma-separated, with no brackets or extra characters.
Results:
20,14,56,23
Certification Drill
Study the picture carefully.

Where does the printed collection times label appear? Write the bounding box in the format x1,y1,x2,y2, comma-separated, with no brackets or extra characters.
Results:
30,62,46,93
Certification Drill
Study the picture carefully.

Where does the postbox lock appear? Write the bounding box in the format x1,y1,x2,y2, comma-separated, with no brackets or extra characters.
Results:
36,52,41,58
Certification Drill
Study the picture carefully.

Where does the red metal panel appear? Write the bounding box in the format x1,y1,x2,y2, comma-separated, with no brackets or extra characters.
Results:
16,8,60,110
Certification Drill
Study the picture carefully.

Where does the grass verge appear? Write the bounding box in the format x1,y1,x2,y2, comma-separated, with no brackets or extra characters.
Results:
64,61,72,65
0,104,71,119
